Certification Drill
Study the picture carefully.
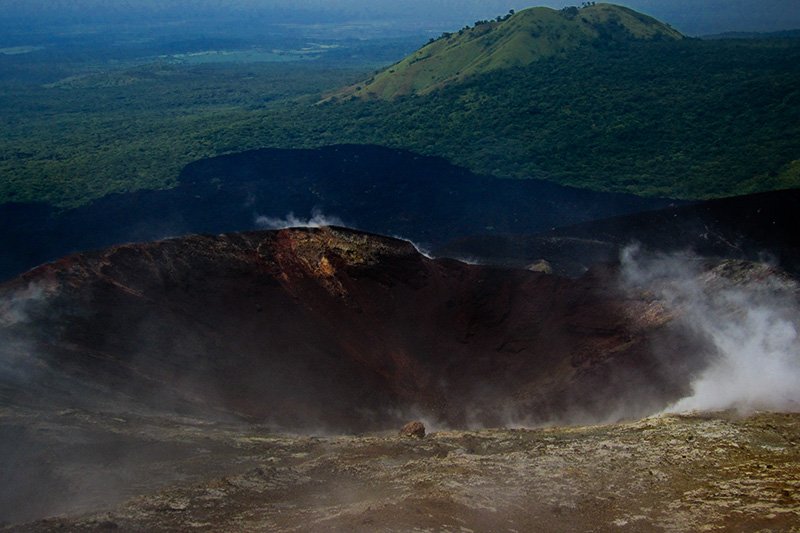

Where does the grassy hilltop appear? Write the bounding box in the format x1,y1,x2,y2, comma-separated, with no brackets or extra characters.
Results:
340,3,683,99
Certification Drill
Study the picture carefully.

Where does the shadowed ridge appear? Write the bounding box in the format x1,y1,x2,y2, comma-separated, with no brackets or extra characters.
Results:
435,188,800,277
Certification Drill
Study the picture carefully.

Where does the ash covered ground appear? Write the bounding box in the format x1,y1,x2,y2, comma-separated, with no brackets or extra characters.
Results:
4,409,799,531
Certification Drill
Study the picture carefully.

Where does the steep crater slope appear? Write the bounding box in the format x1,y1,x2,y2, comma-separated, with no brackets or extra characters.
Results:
2,227,699,432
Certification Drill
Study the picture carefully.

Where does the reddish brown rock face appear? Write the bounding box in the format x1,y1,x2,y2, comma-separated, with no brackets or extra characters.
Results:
399,421,426,438
0,227,704,432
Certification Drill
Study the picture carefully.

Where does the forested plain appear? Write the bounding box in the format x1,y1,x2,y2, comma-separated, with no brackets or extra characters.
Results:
1,34,799,206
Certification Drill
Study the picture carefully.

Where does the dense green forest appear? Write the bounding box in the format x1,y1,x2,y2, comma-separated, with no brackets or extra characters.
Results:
316,38,800,199
1,36,799,206
0,62,369,205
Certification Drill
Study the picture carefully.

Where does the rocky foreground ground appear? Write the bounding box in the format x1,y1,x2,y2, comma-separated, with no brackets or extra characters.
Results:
7,411,799,532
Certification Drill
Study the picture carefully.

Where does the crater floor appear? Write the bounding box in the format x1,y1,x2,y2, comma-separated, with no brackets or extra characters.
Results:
9,411,800,532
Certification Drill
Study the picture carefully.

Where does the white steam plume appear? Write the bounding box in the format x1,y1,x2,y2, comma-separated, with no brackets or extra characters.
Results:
668,297,799,413
0,283,51,386
390,234,435,259
0,283,46,327
254,208,344,230
620,245,800,415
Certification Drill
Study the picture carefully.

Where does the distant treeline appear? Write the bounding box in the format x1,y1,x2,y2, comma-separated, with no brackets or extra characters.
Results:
1,37,799,206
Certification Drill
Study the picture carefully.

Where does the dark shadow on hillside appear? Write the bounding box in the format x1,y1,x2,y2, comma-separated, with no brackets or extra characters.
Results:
0,144,675,281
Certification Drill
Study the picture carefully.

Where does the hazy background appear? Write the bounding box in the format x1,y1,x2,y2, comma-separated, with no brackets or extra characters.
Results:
1,0,799,36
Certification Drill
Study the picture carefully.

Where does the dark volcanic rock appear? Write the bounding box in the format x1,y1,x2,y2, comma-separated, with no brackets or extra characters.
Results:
0,226,704,432
437,189,800,277
0,144,674,282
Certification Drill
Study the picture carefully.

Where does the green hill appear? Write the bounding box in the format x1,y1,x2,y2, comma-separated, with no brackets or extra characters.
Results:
310,35,800,199
340,3,682,99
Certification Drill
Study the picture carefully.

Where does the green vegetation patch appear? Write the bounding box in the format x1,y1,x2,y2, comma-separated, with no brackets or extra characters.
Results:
0,62,368,206
1,36,799,206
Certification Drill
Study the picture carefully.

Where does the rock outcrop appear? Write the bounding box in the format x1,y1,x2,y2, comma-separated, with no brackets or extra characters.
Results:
399,421,426,439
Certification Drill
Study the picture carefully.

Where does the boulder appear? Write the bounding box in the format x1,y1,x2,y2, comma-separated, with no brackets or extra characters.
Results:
399,421,425,439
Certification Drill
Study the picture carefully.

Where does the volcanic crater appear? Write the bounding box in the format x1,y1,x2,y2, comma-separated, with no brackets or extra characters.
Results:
1,225,799,529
